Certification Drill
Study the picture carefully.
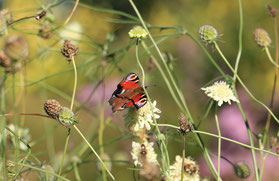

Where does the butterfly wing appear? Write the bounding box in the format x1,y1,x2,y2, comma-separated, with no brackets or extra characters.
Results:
109,73,147,112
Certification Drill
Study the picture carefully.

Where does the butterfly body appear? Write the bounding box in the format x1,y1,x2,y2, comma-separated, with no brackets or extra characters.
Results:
109,73,147,112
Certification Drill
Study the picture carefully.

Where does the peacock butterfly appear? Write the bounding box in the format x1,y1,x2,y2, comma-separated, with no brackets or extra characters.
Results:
109,73,147,112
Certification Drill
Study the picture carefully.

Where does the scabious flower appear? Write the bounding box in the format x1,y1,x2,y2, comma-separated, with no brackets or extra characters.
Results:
254,28,271,47
128,26,148,39
168,155,200,181
135,100,161,131
131,139,158,167
201,81,239,106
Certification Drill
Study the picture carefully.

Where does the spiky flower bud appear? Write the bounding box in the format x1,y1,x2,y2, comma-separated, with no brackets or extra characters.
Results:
254,28,271,47
128,26,148,39
58,107,78,127
4,35,29,60
199,25,218,44
61,40,78,60
178,113,193,135
0,50,11,68
44,99,62,119
234,162,251,179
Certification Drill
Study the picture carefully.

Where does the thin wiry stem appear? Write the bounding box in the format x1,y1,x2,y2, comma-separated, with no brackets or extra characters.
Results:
151,123,279,157
63,0,79,26
70,56,78,110
73,125,115,180
129,0,218,178
214,106,221,180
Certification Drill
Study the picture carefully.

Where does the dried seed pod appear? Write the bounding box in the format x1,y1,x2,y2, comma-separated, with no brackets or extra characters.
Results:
178,113,193,134
38,28,52,39
61,40,78,60
4,35,29,60
44,99,62,119
267,4,278,17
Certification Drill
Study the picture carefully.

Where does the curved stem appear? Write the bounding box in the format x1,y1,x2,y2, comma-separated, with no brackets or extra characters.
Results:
265,47,279,68
63,0,79,26
73,125,115,180
151,123,279,157
214,42,279,124
135,42,170,173
129,0,218,178
70,57,78,110
233,0,243,81
57,128,71,181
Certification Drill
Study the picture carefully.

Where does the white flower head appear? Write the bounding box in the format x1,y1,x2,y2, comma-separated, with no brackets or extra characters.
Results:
131,139,158,167
59,22,82,43
168,155,200,181
134,100,161,132
201,81,239,106
1,124,31,151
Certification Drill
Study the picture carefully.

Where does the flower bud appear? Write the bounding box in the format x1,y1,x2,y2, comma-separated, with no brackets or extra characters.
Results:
58,107,78,127
128,26,148,39
0,13,7,36
4,35,29,60
44,99,62,119
199,25,218,44
254,28,271,47
234,162,251,179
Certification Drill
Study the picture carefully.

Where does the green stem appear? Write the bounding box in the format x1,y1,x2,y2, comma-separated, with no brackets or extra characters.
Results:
70,57,77,110
214,105,221,180
129,0,218,177
181,134,185,181
214,42,279,124
151,123,279,157
265,47,279,68
57,128,71,181
233,0,243,81
9,161,70,181
0,73,6,180
73,161,82,181
135,42,170,173
214,42,259,181
73,125,115,180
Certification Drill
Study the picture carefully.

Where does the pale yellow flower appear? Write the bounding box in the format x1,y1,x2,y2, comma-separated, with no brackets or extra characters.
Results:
131,139,158,167
168,155,200,181
201,81,239,106
128,26,148,39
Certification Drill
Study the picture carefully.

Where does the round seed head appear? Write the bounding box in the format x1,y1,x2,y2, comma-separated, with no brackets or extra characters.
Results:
234,162,251,179
178,113,192,134
254,28,271,47
61,40,78,60
44,99,62,119
4,35,29,60
199,25,218,44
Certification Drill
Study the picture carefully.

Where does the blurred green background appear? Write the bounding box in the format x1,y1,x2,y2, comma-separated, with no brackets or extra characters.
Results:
2,0,279,180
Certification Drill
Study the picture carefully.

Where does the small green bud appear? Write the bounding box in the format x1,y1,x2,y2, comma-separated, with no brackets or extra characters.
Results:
128,26,148,39
254,28,271,47
157,133,165,141
234,162,251,179
58,107,78,127
199,25,218,44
